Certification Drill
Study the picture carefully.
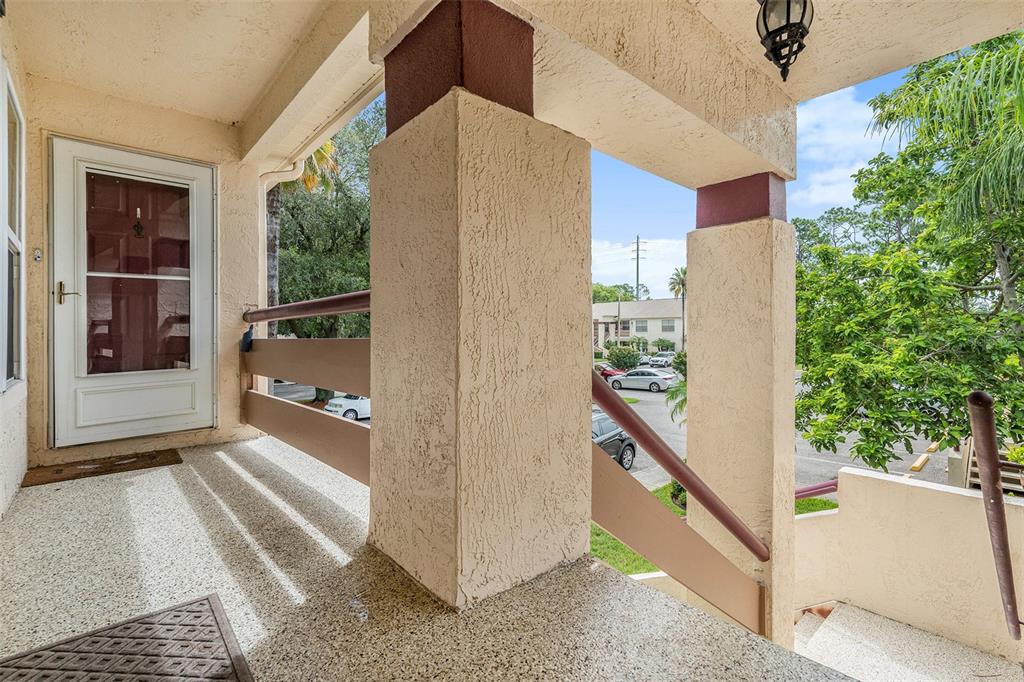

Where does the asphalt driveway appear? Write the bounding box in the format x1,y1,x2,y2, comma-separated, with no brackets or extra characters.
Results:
618,387,946,493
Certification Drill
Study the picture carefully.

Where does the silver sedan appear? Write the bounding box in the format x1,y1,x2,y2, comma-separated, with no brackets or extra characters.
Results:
607,368,678,392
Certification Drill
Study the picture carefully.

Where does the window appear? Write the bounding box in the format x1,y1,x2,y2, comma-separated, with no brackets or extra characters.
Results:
661,319,675,333
1,71,23,388
634,319,648,333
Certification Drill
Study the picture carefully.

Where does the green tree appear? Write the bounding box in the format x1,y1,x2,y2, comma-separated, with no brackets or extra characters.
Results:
652,338,675,351
795,34,1024,469
607,346,640,371
276,99,384,402
266,140,337,337
592,283,636,303
668,266,687,347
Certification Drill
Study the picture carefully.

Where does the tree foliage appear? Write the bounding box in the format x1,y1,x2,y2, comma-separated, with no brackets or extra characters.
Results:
592,283,636,303
277,98,385,342
607,346,640,371
796,35,1024,469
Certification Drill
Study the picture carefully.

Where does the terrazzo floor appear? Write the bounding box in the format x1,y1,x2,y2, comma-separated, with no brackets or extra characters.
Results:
0,436,847,681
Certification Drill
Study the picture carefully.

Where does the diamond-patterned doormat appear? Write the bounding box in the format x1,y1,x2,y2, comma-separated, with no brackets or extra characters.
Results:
0,594,253,680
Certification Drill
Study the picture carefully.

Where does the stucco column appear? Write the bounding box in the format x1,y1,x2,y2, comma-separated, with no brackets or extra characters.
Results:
685,173,795,645
368,83,591,607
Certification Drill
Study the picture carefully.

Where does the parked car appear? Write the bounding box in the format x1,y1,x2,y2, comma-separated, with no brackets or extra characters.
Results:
325,393,371,420
594,362,625,379
592,411,636,470
607,368,677,392
649,351,675,368
638,355,651,366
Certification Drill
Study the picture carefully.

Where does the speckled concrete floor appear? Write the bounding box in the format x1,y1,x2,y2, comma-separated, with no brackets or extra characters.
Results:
0,437,847,680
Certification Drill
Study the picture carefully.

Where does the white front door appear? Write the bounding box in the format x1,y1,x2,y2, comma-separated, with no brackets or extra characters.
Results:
51,138,216,447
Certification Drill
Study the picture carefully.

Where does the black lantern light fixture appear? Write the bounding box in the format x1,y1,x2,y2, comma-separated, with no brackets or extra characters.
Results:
756,0,814,82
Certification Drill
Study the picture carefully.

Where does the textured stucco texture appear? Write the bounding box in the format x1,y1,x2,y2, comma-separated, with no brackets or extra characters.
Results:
795,468,1024,663
0,13,31,516
368,87,592,608
685,218,796,647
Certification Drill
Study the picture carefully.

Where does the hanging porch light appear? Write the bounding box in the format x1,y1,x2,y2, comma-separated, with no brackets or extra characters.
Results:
756,0,814,82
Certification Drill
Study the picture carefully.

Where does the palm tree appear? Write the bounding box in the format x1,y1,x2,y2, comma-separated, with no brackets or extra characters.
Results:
668,266,687,349
871,33,1024,314
266,141,338,336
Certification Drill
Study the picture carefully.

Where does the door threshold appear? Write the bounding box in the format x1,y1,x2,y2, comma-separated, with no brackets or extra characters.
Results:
21,449,183,487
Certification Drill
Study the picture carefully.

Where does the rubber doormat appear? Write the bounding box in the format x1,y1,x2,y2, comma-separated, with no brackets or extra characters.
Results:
22,449,183,487
0,594,254,680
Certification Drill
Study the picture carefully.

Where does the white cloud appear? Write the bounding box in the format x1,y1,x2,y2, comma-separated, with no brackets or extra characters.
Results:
790,87,897,216
592,238,687,299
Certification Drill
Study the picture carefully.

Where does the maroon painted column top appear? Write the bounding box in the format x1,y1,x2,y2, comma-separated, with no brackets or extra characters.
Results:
695,172,787,228
383,0,534,135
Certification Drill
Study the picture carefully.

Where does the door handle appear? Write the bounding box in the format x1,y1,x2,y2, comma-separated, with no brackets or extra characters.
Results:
57,281,80,305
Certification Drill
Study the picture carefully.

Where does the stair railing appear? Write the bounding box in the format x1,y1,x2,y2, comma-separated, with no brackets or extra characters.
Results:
966,390,1022,640
591,370,770,562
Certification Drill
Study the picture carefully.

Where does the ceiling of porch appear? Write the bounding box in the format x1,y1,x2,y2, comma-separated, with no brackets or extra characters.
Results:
11,0,330,125
689,0,1024,103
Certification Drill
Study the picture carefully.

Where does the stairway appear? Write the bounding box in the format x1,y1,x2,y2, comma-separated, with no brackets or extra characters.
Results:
795,603,1023,681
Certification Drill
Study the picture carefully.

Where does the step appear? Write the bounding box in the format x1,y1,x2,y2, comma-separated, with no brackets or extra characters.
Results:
797,603,1022,681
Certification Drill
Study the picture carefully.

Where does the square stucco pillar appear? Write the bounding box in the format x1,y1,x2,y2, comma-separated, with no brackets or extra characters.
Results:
368,87,592,609
685,217,795,646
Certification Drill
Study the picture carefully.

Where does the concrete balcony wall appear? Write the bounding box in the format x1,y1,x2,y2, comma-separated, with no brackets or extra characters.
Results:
794,468,1024,662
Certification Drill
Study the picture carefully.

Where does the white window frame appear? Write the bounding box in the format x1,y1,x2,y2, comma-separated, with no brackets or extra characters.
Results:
661,318,675,333
634,319,648,333
1,64,25,392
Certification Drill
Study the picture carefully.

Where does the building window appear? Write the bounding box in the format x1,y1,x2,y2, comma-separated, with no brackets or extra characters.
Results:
2,70,23,388
634,319,648,333
661,319,675,333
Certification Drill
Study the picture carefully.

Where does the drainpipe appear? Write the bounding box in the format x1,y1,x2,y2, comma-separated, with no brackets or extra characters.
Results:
257,160,305,338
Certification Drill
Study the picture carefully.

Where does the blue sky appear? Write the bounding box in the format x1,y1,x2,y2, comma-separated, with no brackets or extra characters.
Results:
592,69,906,298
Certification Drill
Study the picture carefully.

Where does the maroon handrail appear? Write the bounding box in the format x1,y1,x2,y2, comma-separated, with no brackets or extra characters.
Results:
967,390,1022,640
592,370,771,562
795,479,838,500
243,289,371,324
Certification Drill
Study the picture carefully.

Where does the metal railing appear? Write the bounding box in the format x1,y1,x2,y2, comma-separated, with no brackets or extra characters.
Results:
242,289,371,324
967,390,1022,641
591,370,771,562
795,479,838,500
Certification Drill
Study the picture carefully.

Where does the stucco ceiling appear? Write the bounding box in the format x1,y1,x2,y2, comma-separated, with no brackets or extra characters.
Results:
689,0,1024,103
10,0,333,125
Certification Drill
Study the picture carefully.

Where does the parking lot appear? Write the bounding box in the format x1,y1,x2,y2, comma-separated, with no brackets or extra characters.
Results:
274,380,948,495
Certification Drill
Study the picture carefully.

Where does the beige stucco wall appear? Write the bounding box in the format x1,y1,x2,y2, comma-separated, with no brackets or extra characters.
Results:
795,468,1024,662
0,14,31,516
369,87,591,608
685,218,796,646
23,75,263,468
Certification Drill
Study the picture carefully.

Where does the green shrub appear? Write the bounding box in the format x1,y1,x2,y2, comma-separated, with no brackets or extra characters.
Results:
669,480,687,511
603,338,616,351
607,346,641,371
653,338,675,351
594,351,604,359
671,350,687,380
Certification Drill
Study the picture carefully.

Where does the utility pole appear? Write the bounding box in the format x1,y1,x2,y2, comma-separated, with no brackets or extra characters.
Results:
631,234,647,299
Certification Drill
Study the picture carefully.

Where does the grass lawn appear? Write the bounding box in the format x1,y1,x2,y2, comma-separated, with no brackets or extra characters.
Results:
591,483,838,575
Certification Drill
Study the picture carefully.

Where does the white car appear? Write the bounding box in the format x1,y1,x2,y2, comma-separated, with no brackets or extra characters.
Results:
325,393,371,420
607,369,677,392
649,351,675,368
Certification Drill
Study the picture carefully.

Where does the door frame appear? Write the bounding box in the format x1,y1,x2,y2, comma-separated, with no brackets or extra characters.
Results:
48,135,219,447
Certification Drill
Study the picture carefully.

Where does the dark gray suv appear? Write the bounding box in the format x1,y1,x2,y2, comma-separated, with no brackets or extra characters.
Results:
592,411,637,470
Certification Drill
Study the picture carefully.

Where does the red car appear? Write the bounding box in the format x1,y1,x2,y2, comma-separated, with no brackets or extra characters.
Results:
595,362,625,379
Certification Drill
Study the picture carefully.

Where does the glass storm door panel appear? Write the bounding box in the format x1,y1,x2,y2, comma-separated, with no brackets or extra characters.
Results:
51,138,215,447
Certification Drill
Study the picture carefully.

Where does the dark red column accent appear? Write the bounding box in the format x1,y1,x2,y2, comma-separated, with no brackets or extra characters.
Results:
695,172,787,228
383,0,534,135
